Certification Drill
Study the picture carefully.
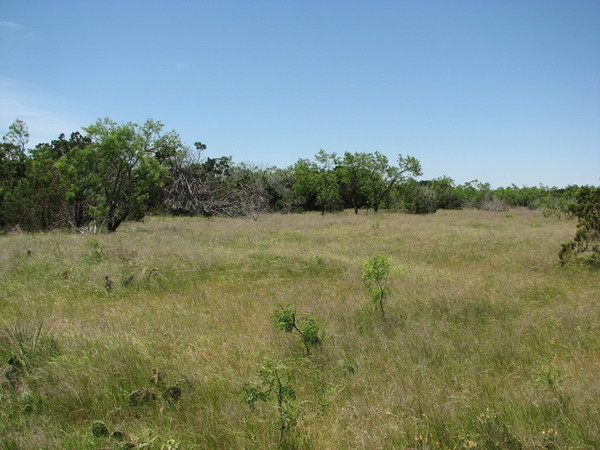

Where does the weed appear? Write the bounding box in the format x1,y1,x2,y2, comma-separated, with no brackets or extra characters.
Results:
534,365,563,390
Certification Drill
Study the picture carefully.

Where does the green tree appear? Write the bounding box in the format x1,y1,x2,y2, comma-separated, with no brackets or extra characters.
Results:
365,153,422,212
2,119,29,154
338,152,372,214
398,180,438,214
0,120,29,228
290,151,343,214
291,158,320,211
314,150,342,214
30,132,93,229
82,118,186,232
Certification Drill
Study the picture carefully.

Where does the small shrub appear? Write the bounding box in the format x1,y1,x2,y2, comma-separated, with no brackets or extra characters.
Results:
240,360,300,448
272,305,322,356
361,255,391,318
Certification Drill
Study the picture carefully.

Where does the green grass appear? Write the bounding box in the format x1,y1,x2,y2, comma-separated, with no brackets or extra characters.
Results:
1,209,599,448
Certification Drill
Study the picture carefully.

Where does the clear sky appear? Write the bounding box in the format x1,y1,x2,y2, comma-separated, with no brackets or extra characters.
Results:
1,0,599,188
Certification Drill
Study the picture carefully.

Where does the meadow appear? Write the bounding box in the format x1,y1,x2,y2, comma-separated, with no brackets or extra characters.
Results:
1,209,599,449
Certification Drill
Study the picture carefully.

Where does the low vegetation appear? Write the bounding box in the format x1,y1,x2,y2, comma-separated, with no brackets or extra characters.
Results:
1,208,599,448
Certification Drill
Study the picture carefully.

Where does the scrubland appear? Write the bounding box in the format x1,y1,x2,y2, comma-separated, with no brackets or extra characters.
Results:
1,209,599,449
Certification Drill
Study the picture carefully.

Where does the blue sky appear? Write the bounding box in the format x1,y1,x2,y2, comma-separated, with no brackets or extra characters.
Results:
1,1,598,187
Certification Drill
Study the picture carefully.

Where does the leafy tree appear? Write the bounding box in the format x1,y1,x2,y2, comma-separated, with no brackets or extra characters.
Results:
30,132,93,229
559,186,600,266
81,118,186,231
0,120,29,227
338,152,372,214
2,119,29,154
541,185,580,219
291,158,320,211
314,150,342,214
365,153,422,212
429,176,462,210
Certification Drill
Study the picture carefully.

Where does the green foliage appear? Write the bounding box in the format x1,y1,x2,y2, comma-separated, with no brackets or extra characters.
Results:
559,186,600,266
0,119,590,230
338,151,372,214
297,316,321,353
398,180,438,214
361,255,391,318
314,150,343,214
272,305,296,333
82,118,185,231
290,150,422,214
272,305,322,356
541,185,580,218
365,153,423,212
240,360,300,448
0,120,29,228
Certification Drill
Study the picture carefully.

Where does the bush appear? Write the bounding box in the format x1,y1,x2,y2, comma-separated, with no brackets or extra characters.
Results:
402,183,438,214
559,186,600,266
479,197,509,212
362,255,391,318
272,305,322,356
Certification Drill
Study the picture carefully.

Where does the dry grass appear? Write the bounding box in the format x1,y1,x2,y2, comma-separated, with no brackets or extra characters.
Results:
0,209,599,448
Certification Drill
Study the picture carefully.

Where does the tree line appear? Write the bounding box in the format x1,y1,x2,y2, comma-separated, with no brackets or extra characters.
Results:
0,118,590,233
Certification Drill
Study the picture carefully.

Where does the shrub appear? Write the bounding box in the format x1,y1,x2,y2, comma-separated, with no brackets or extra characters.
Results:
361,255,391,318
559,186,600,266
272,306,322,356
402,183,438,214
240,360,300,448
479,196,509,212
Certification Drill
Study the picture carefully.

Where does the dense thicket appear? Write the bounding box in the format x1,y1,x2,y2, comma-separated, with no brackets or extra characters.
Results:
0,118,591,232
559,186,600,266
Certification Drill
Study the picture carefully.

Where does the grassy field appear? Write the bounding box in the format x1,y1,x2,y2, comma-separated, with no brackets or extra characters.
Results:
1,209,599,449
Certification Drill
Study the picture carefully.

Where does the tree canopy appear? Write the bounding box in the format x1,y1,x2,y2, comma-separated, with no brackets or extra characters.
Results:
0,118,590,233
